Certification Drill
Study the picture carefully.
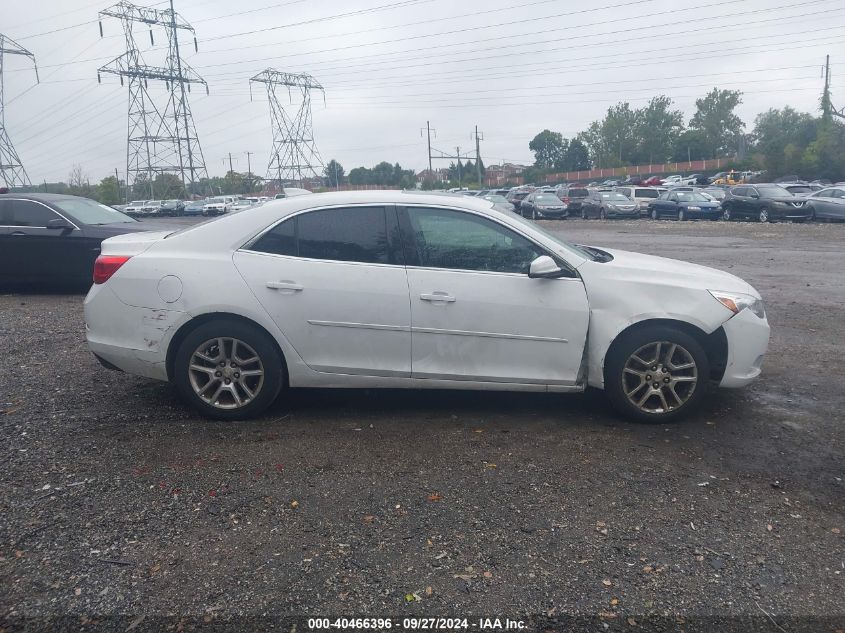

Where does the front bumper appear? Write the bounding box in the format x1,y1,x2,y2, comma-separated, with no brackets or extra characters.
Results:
536,208,567,219
773,205,811,220
606,209,639,219
719,308,770,388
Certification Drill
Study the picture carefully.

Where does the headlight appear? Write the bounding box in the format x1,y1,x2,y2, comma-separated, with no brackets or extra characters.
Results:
709,290,765,318
687,206,701,211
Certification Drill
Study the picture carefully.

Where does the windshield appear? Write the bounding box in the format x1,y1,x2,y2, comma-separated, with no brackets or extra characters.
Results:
54,198,136,225
676,192,710,202
758,186,791,198
786,186,812,194
568,188,588,197
634,189,659,198
208,197,227,203
534,194,560,203
600,192,630,202
704,188,725,199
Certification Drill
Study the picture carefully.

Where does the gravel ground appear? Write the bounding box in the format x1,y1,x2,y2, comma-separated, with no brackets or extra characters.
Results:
1,218,843,632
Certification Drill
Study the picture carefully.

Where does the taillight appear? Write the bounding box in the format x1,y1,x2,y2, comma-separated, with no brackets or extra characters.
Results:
562,196,570,204
93,255,131,284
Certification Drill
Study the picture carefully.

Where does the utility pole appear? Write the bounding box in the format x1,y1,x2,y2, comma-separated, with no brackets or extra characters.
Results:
0,34,38,188
421,121,436,173
427,143,473,188
245,151,254,175
98,1,209,199
227,152,234,173
473,125,483,186
456,146,462,188
250,70,325,191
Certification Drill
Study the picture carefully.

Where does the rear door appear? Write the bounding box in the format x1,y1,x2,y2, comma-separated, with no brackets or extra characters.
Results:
235,204,412,377
398,204,589,386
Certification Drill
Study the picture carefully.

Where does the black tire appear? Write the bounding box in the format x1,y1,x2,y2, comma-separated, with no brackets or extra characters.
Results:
758,207,769,223
678,208,686,222
604,325,710,424
599,208,607,220
581,207,588,220
722,206,732,221
173,319,285,420
651,208,659,220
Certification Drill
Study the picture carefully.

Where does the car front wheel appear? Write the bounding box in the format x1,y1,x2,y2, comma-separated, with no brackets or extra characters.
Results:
604,325,709,423
173,319,285,420
722,207,732,221
651,208,659,220
758,208,769,223
678,209,686,221
581,208,588,220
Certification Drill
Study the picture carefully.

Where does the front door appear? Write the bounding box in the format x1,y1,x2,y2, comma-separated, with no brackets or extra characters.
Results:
398,205,589,386
235,205,411,377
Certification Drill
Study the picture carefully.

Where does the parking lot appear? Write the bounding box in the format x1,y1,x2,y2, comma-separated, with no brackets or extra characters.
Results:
1,218,843,629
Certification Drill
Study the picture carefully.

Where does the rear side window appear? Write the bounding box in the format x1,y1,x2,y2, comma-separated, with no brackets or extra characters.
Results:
251,206,395,265
0,199,60,227
634,188,659,198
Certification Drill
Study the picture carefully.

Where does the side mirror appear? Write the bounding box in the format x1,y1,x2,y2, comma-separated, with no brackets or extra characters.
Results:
528,255,566,279
46,218,74,230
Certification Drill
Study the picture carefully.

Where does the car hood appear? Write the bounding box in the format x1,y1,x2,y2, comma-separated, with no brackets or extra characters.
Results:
767,197,804,204
582,247,756,296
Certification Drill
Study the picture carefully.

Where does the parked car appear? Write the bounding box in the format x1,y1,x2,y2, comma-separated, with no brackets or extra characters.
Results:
124,200,148,216
614,186,662,216
183,200,205,216
139,200,162,216
274,188,312,199
84,191,769,423
580,190,639,220
701,187,727,202
661,175,683,185
641,175,662,186
520,192,567,219
557,185,590,217
805,187,845,221
203,196,234,216
159,199,185,216
0,193,148,287
683,174,707,185
505,189,531,211
231,199,255,211
721,184,811,222
480,194,515,213
648,190,722,221
620,175,645,186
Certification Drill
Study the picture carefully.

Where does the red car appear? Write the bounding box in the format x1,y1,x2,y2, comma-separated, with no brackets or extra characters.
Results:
641,175,662,186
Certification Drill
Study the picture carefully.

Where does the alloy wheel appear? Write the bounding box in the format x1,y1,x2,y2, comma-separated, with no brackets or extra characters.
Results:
188,337,265,410
759,208,769,223
723,208,731,221
622,341,698,414
651,208,658,220
678,209,686,221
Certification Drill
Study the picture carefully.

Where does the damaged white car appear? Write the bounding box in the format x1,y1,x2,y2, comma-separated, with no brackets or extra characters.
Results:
84,192,769,422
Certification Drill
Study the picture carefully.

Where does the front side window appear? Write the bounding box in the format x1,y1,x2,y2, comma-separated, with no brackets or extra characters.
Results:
54,198,134,225
250,206,393,265
758,186,790,198
404,207,542,274
2,200,60,227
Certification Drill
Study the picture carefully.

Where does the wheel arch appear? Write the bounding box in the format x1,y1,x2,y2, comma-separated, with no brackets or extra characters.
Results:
165,312,289,385
605,318,727,384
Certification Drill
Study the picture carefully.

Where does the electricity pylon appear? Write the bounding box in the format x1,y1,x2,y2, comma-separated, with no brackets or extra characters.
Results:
250,70,324,190
0,34,38,188
98,0,208,198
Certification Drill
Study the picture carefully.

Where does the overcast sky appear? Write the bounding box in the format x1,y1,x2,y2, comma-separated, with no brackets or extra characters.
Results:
3,0,845,184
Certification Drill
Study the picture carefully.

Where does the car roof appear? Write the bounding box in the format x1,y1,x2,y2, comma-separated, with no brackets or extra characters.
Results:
0,192,90,203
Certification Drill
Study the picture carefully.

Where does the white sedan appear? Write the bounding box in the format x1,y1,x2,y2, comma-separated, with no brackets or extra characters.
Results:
84,191,769,422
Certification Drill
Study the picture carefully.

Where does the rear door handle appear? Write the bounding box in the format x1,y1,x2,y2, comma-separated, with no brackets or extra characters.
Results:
266,280,303,292
11,231,26,236
420,292,455,303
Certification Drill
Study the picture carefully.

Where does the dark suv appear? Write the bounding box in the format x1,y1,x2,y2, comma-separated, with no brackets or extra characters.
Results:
558,185,590,217
722,184,812,223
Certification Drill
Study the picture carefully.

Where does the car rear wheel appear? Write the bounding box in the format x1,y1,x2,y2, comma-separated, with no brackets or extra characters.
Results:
678,209,686,221
722,207,732,221
604,325,709,423
758,208,769,223
174,319,284,420
581,208,588,220
600,208,607,220
651,208,659,220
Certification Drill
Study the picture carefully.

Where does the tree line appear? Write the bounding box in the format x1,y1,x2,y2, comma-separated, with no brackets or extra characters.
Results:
526,87,845,182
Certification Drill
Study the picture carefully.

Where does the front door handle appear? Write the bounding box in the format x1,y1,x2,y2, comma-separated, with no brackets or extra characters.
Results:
11,231,26,236
266,280,303,292
420,292,455,303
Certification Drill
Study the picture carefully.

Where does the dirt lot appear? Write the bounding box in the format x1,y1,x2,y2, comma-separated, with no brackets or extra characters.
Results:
1,218,843,631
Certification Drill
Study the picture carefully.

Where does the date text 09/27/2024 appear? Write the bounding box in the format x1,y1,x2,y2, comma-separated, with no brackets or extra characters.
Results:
306,618,527,630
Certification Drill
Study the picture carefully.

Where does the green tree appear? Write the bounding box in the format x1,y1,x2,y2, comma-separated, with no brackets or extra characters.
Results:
801,119,845,182
323,159,345,188
576,103,638,168
671,129,710,162
633,95,684,164
751,107,817,177
688,88,745,159
97,176,121,205
564,139,590,171
529,130,567,169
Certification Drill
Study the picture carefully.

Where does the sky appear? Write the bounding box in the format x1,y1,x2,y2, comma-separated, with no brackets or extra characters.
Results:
3,0,845,184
